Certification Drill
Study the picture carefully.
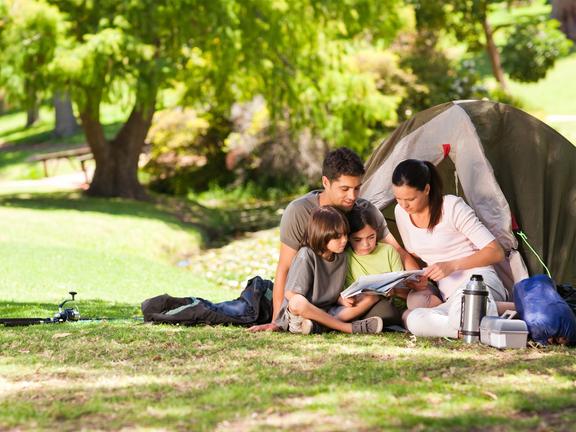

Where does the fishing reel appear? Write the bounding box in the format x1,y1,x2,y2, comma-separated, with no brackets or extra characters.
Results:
53,291,81,322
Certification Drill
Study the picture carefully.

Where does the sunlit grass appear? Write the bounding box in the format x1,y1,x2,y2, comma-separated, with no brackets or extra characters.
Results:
0,324,573,431
0,192,222,311
0,191,573,431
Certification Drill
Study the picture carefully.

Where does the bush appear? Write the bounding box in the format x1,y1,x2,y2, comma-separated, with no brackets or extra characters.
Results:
144,109,234,195
397,33,488,121
502,18,573,82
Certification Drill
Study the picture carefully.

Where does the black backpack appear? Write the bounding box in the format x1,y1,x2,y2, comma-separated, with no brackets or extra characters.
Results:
141,276,273,326
557,283,576,317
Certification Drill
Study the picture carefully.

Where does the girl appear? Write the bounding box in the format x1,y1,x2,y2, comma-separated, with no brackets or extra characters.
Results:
340,205,406,326
275,206,384,334
392,159,509,338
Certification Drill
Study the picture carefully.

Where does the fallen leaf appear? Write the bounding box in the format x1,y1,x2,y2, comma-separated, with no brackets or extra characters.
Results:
52,333,72,339
482,391,498,400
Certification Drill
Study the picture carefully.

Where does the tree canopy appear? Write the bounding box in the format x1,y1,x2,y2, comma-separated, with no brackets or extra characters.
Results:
0,0,571,198
37,0,404,198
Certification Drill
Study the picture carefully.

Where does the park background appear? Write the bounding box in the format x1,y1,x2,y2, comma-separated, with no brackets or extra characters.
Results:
0,1,575,431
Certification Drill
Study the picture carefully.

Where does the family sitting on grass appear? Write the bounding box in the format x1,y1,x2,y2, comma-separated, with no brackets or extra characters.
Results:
249,148,514,337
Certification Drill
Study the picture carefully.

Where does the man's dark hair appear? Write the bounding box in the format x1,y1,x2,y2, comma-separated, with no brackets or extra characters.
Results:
322,148,365,182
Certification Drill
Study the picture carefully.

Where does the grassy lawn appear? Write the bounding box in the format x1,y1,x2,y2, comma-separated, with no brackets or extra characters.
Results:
0,191,227,320
0,190,574,431
507,53,576,145
1,318,574,431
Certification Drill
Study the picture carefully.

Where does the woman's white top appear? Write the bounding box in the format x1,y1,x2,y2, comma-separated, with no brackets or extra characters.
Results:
395,194,499,299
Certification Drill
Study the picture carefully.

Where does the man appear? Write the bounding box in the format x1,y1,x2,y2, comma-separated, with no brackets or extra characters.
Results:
249,147,418,332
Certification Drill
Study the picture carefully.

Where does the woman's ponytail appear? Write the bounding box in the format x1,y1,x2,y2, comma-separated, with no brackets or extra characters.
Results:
423,161,443,230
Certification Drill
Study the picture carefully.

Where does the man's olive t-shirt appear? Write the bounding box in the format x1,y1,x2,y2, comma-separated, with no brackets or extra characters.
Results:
279,190,390,250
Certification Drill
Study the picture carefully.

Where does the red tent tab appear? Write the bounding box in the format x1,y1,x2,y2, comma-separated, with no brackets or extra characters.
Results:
442,143,451,158
511,215,519,231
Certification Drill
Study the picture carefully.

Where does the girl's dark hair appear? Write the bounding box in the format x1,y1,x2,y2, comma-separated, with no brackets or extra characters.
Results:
304,206,349,256
347,206,383,241
392,159,443,230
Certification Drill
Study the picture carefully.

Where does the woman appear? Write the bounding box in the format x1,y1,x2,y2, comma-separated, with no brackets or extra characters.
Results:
392,159,509,338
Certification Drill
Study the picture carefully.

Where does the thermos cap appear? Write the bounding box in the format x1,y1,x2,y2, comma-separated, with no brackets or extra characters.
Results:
471,274,484,281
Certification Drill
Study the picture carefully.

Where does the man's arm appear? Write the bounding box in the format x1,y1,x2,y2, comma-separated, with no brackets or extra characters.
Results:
382,232,420,270
248,242,297,332
272,243,298,320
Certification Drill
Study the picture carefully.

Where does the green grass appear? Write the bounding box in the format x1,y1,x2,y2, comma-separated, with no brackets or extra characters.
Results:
506,53,576,145
0,190,574,431
0,191,229,319
0,324,574,431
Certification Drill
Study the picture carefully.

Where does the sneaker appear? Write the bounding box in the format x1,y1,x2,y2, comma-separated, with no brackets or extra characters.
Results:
301,319,327,335
287,310,305,334
351,316,384,334
301,319,314,335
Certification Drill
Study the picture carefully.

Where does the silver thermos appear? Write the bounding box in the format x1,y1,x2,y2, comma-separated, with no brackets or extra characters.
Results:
460,274,488,343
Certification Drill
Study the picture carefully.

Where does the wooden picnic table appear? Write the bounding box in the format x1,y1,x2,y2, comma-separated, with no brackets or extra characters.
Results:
29,146,93,183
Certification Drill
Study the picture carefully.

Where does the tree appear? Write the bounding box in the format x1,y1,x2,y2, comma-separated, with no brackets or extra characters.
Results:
46,0,404,199
552,0,576,42
53,90,79,138
410,0,572,93
0,0,63,127
0,0,79,134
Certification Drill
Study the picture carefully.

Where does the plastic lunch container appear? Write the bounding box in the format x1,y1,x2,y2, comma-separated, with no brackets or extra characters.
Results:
480,316,529,349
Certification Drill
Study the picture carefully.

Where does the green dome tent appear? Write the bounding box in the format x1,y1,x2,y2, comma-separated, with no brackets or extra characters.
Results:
360,100,576,294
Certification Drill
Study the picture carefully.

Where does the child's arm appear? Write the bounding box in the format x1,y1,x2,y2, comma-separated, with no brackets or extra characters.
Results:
338,294,356,308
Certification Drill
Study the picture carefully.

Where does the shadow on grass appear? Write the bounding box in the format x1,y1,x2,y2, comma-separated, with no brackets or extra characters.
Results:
0,121,124,152
0,326,574,430
0,299,141,320
0,191,287,248
0,191,194,227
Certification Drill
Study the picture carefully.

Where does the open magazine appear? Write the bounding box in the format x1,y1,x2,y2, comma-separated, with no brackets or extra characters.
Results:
340,269,425,298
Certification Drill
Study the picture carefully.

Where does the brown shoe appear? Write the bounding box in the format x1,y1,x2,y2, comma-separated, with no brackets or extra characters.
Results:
352,316,383,334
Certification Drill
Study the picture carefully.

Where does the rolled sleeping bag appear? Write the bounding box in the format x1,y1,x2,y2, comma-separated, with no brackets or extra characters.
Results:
514,274,576,345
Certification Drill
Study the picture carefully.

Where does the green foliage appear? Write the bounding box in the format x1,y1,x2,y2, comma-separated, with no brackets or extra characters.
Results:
35,0,409,197
408,0,570,90
145,109,233,195
398,37,488,120
501,17,573,82
0,0,64,110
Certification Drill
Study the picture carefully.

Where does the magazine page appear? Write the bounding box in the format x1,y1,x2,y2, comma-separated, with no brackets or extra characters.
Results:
341,269,424,298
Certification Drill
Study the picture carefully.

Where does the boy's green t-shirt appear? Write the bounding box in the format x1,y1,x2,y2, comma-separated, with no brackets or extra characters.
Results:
345,243,403,287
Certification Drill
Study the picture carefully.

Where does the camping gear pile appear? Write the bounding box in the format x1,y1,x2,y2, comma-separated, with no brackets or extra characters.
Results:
141,276,273,326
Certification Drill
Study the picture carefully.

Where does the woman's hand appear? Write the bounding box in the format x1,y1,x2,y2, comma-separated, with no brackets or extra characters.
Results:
423,261,457,281
338,295,356,307
405,275,429,291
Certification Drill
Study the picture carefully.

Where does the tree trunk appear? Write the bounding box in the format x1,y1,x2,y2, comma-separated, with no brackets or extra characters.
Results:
552,0,576,42
82,102,154,200
53,90,79,137
482,18,509,93
25,103,39,128
24,79,39,128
